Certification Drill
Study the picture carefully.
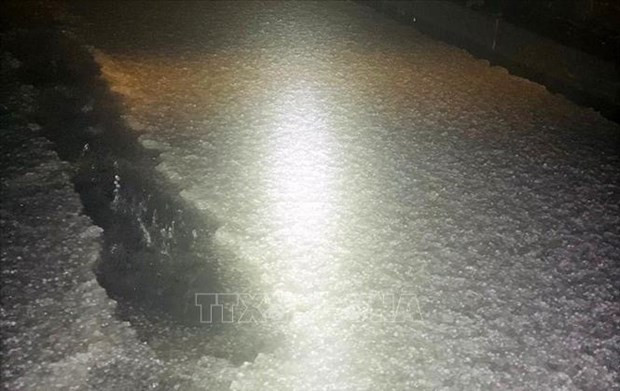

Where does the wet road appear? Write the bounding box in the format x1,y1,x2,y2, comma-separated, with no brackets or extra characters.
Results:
69,1,619,390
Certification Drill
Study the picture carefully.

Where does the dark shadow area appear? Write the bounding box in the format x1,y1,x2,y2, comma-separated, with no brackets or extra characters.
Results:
450,0,620,63
2,0,273,365
359,0,619,123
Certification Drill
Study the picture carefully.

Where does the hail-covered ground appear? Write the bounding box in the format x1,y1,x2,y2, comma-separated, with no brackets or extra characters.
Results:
61,1,619,389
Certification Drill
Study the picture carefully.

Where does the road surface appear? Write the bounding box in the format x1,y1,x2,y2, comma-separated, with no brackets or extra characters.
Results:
65,1,619,390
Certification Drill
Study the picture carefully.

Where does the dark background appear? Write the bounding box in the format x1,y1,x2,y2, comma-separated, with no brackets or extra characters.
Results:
455,0,620,61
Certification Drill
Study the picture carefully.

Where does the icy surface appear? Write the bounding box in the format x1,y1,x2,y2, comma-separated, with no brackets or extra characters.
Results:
67,1,620,390
1,39,231,390
0,116,166,389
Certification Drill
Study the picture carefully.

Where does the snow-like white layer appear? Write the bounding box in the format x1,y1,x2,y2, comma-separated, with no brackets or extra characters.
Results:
1,48,234,390
71,1,618,389
0,127,167,389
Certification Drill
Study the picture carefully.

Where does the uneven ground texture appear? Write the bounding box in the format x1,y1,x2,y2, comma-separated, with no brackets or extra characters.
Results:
4,0,619,390
0,50,171,389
